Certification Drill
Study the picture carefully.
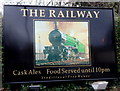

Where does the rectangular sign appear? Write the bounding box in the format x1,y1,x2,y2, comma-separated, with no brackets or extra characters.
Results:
3,5,117,83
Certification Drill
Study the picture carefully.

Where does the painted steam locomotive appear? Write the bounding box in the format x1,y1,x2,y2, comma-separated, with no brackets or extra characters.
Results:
43,22,85,61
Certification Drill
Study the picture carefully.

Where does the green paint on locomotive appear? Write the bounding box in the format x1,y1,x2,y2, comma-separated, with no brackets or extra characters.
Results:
64,34,76,47
64,34,85,53
76,41,85,53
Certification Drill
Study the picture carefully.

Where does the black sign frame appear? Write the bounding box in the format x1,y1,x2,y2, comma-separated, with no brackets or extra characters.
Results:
3,5,117,84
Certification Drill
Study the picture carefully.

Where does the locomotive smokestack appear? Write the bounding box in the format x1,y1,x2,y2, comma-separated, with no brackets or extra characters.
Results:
54,21,58,30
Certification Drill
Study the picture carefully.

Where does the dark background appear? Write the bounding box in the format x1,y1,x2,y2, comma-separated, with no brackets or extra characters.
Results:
3,5,117,83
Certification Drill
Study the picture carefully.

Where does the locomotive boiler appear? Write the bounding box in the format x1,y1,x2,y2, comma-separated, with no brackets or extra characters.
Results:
43,22,85,61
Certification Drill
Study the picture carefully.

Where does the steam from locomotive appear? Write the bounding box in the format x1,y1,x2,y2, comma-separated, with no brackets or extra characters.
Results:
43,21,86,61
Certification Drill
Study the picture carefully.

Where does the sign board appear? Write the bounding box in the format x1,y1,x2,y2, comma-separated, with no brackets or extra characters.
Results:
3,5,117,83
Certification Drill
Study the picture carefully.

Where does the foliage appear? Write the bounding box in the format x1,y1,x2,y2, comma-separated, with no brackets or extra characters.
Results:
11,81,94,91
116,16,120,72
80,2,120,16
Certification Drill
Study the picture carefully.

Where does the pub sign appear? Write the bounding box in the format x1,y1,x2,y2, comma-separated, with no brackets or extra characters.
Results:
3,5,117,83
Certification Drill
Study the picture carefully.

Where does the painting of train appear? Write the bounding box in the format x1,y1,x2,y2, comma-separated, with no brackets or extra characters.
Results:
34,20,90,66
